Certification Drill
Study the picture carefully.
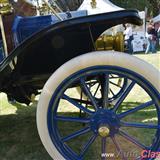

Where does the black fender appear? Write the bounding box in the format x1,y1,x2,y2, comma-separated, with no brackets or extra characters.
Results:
0,10,142,103
1,10,142,76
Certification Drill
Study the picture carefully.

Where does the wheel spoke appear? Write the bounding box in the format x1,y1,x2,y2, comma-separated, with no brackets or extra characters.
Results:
119,129,148,149
110,74,114,78
62,94,94,115
110,88,115,96
87,80,98,87
93,83,101,97
102,74,109,108
55,116,90,123
101,137,107,160
63,143,78,157
109,81,122,88
120,121,159,129
80,78,98,110
110,74,122,79
111,136,127,160
79,134,97,158
70,98,92,105
113,81,135,112
118,100,154,119
109,76,123,79
61,127,91,142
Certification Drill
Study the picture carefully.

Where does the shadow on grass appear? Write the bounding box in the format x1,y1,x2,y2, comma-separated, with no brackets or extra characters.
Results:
0,101,52,160
0,101,158,160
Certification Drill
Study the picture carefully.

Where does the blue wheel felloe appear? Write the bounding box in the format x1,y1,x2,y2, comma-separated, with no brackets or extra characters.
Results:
47,66,160,160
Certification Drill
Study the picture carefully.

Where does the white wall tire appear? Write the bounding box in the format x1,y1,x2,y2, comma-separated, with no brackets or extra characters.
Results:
36,51,160,160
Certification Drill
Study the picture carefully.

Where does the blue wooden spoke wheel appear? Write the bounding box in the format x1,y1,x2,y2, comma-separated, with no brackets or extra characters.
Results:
76,74,129,103
76,74,129,104
107,75,128,102
37,51,160,160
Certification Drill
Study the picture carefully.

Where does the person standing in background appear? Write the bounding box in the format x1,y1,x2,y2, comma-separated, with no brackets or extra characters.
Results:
145,20,157,54
157,26,160,47
124,23,133,54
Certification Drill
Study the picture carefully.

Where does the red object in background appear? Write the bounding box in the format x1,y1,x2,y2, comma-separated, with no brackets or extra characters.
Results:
3,15,14,53
2,0,36,54
154,22,160,31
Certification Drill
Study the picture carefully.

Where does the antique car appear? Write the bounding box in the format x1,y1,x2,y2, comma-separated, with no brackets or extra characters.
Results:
0,3,160,160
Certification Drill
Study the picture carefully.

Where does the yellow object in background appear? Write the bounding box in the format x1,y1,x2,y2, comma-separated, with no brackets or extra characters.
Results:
95,32,124,52
0,0,13,15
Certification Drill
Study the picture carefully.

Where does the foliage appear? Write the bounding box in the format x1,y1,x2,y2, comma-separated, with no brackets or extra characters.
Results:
111,0,160,17
148,0,160,17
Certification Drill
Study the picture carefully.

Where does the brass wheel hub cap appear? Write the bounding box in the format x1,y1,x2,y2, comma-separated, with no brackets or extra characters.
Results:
98,126,110,137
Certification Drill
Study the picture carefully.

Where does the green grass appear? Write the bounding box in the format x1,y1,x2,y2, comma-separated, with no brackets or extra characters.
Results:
135,52,160,70
0,96,52,160
0,53,160,160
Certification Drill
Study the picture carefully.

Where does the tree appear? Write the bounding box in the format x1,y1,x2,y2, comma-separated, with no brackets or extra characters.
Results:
111,0,159,17
148,0,160,17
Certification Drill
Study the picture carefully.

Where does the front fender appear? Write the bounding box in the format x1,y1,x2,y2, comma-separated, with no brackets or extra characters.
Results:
0,9,142,87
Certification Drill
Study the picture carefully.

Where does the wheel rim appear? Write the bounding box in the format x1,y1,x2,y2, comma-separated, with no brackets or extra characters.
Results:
47,66,160,160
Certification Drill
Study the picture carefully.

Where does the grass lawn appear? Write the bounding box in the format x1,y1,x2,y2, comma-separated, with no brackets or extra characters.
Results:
0,53,160,160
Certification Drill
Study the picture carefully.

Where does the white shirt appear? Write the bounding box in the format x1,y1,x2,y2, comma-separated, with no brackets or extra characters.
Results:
124,26,132,40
